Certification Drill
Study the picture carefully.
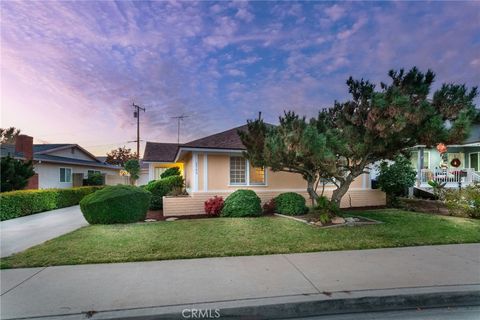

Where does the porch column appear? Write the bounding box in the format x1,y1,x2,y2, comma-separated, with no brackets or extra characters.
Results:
193,152,199,192
203,154,208,192
417,147,424,186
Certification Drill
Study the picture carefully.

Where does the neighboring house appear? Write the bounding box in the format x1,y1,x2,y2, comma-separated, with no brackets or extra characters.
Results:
412,124,480,188
144,125,385,216
1,135,124,189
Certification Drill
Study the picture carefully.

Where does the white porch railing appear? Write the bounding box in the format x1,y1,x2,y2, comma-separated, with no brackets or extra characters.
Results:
419,168,477,187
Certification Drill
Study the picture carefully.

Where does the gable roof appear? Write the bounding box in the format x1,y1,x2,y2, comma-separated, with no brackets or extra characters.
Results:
182,125,248,150
143,142,180,162
33,144,72,153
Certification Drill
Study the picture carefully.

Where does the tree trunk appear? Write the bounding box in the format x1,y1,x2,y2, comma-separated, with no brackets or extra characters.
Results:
330,175,354,208
307,179,319,206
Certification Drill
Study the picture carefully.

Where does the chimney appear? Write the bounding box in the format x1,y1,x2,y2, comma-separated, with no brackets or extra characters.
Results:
15,135,33,160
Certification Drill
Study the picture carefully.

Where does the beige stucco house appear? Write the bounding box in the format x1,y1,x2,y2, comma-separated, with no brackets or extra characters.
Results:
143,125,386,216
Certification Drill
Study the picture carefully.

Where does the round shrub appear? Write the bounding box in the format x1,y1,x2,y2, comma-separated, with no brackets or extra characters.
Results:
144,175,184,209
80,185,151,224
275,192,307,216
221,189,262,217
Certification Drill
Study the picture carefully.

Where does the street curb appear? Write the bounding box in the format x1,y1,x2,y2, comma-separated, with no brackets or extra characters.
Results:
16,285,480,320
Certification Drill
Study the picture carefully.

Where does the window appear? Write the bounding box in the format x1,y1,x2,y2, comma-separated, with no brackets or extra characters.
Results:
87,170,101,177
230,157,246,184
249,161,265,185
410,151,430,170
470,153,479,171
60,168,72,182
229,156,266,185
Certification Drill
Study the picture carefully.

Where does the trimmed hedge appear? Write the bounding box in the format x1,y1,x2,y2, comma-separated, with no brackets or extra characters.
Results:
160,166,181,179
0,186,103,221
80,185,151,224
221,189,262,217
144,175,184,210
275,192,308,216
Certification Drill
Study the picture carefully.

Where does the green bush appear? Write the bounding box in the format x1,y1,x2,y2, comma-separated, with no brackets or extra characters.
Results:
83,173,104,186
144,175,184,209
221,189,262,217
0,186,103,221
80,185,151,224
160,167,181,179
377,156,417,206
274,192,308,216
311,195,340,217
445,183,480,218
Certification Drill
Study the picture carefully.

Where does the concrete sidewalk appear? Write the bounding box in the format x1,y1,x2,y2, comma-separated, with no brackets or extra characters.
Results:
0,205,87,257
1,244,479,319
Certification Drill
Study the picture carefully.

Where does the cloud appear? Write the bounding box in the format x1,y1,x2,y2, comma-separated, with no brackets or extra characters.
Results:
1,1,478,155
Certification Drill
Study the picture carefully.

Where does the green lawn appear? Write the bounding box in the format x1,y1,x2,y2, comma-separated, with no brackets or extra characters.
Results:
1,209,479,269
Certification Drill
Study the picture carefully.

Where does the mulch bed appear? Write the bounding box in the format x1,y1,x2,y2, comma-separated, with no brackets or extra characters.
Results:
275,213,381,228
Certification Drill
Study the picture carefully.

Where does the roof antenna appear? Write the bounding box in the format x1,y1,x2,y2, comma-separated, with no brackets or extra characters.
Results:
171,114,189,144
258,111,262,120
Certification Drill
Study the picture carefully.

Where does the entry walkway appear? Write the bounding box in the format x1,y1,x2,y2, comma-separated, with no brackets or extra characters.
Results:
0,206,87,257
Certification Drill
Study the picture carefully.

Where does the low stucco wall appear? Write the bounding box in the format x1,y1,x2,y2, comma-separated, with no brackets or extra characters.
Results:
163,189,386,216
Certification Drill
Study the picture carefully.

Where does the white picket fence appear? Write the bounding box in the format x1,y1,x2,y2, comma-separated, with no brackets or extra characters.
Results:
419,168,479,187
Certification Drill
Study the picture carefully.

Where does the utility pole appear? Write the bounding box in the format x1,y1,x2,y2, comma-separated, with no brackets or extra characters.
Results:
132,102,145,159
171,114,189,144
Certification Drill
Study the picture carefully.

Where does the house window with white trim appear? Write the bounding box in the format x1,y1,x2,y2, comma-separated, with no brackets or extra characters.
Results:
470,152,479,171
229,156,266,185
230,156,246,184
410,151,430,170
60,168,72,183
249,161,265,185
87,170,101,177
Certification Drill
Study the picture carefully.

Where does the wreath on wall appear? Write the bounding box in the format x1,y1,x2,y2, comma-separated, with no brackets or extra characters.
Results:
450,158,461,168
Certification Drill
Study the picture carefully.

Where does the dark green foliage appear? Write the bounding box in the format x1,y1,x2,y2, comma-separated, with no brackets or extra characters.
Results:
83,173,104,186
0,186,102,221
221,189,262,217
0,127,21,144
312,196,340,217
160,167,181,179
80,185,151,224
1,156,35,192
144,175,184,209
240,67,477,207
377,155,417,206
274,192,308,216
124,159,140,183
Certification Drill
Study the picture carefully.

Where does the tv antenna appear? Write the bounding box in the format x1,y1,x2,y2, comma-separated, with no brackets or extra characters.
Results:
171,114,189,144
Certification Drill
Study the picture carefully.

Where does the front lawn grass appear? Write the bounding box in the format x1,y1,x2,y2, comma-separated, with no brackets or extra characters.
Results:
1,209,479,268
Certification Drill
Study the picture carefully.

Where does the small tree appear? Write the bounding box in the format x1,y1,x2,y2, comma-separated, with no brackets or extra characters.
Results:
240,67,477,207
377,155,417,206
105,147,138,166
124,159,140,185
1,156,35,192
0,127,21,144
160,166,181,179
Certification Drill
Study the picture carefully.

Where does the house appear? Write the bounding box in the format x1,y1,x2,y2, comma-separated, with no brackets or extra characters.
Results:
143,125,386,216
1,135,125,189
412,124,480,188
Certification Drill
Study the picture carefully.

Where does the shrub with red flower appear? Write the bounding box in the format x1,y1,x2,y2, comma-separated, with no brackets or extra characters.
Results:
204,196,224,216
262,198,276,215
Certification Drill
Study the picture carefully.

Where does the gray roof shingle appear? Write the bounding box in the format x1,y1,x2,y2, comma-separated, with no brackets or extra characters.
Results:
143,142,180,162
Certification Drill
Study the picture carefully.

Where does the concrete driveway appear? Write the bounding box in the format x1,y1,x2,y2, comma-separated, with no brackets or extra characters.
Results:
0,206,88,257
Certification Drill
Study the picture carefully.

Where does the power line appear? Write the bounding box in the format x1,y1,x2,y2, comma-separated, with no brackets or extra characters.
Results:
171,114,189,144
